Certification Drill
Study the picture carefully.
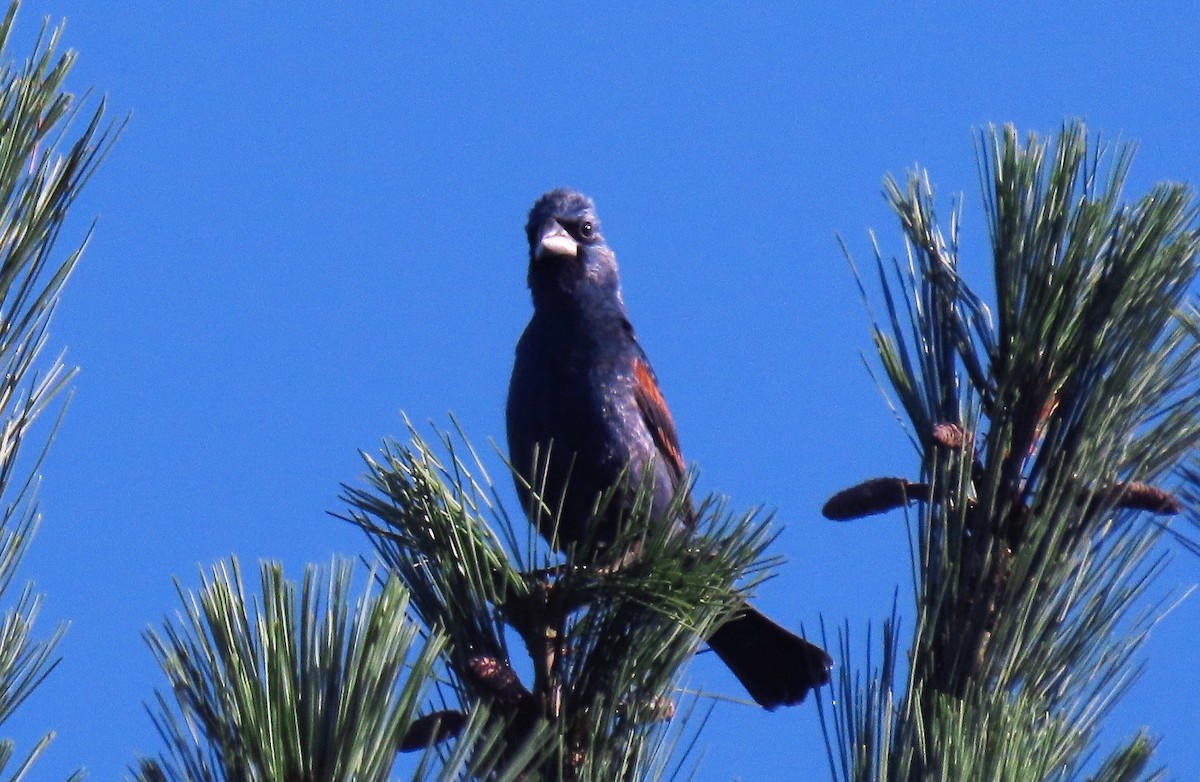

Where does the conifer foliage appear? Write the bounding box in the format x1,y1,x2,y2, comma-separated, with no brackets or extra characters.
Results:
339,424,777,780
133,560,449,782
0,2,116,779
820,123,1200,782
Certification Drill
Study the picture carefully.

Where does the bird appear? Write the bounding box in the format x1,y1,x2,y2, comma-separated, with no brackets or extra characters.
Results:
506,188,832,709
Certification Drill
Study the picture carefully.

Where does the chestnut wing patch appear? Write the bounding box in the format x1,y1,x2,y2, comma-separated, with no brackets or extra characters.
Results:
632,356,685,482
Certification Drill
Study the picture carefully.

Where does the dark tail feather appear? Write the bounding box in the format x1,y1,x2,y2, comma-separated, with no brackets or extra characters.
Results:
707,605,832,710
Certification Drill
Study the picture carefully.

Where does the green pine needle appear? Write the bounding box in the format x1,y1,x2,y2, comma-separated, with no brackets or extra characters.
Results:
339,420,777,780
824,121,1200,782
134,558,447,782
0,2,121,780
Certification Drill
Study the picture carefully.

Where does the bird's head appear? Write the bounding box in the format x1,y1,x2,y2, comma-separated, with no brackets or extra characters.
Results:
525,188,621,307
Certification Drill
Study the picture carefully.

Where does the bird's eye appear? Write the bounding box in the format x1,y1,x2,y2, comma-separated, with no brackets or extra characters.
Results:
578,221,595,240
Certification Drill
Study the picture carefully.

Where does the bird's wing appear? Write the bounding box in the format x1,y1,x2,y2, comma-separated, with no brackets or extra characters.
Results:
631,354,686,484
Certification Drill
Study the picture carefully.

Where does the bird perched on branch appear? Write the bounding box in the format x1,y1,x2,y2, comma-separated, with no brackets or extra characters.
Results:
506,188,831,709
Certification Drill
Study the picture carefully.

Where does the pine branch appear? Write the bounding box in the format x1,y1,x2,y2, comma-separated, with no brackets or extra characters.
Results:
0,2,122,779
338,421,775,781
822,122,1200,781
133,558,452,782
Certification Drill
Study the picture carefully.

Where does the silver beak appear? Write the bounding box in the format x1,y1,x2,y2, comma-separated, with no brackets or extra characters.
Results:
535,220,579,260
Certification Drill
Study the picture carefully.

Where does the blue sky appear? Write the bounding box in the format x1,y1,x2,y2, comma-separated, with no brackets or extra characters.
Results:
3,3,1198,779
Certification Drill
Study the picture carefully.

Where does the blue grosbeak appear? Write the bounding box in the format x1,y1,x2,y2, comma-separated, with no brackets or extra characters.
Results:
507,188,831,709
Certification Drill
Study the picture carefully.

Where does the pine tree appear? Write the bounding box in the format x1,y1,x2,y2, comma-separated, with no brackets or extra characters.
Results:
136,426,776,781
339,423,775,780
818,122,1200,782
0,1,117,779
130,123,1200,780
132,558,469,781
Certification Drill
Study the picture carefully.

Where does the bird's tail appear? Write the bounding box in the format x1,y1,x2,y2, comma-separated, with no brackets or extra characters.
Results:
706,606,832,710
